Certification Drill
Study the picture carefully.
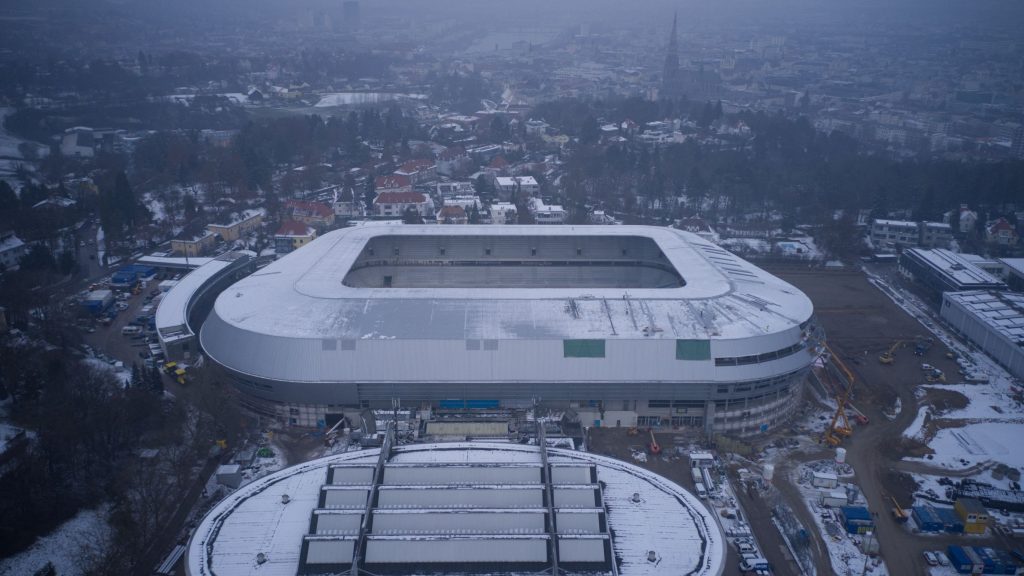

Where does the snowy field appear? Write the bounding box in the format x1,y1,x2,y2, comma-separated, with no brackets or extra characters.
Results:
0,506,112,576
866,271,1024,476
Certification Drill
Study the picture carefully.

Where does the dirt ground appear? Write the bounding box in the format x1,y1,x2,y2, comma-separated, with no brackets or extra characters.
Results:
770,266,960,409
761,264,1018,576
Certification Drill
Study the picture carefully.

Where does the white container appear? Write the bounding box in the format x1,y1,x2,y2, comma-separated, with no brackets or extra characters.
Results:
763,464,775,481
836,447,847,464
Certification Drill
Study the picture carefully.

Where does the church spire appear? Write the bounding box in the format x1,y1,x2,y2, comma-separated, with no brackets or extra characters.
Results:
662,11,680,92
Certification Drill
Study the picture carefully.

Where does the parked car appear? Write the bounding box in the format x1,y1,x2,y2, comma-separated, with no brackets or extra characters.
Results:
923,551,937,566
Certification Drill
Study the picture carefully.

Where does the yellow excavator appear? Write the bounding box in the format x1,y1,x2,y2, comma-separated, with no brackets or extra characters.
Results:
879,340,903,365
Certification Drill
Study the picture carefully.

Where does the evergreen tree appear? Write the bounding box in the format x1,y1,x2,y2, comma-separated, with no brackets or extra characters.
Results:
130,363,142,389
363,177,376,215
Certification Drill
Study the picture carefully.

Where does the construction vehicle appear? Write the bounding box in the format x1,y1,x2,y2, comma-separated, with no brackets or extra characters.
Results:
648,430,662,455
823,343,858,446
914,337,933,356
891,497,910,523
879,340,903,365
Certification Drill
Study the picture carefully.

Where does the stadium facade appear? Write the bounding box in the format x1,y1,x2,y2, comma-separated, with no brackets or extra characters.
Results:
195,224,820,436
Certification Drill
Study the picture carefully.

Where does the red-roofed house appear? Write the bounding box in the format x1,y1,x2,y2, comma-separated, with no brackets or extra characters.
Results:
274,219,317,254
285,199,335,228
394,159,437,184
374,191,434,218
374,175,413,194
986,218,1019,246
485,155,510,176
436,205,468,224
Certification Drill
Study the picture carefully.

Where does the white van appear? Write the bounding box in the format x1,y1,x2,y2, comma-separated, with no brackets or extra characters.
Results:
121,325,142,336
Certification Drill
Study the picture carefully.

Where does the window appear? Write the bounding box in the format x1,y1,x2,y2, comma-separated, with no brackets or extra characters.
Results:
622,249,628,256
485,248,491,256
673,399,704,408
483,340,498,351
563,339,605,358
393,247,399,256
465,339,481,351
648,400,670,408
322,339,337,351
531,248,537,256
576,248,582,256
676,339,711,361
440,247,446,256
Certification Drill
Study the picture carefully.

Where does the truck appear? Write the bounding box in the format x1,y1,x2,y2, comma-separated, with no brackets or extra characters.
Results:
739,557,770,573
81,289,114,315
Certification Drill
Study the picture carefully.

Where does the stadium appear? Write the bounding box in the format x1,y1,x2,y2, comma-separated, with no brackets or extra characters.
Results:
185,441,726,576
196,224,819,435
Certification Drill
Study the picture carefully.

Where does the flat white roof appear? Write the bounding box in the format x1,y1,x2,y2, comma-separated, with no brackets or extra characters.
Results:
205,225,812,343
945,291,1024,344
1001,258,1024,277
904,248,1006,288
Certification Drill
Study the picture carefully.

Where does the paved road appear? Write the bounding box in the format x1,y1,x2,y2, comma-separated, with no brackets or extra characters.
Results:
730,468,805,576
772,453,836,576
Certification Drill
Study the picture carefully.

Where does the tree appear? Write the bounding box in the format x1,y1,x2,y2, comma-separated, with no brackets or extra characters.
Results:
579,115,600,145
402,206,423,224
363,177,376,215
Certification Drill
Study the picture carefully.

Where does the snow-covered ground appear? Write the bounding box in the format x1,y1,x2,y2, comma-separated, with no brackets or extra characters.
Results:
866,270,1024,476
0,505,112,576
0,107,46,189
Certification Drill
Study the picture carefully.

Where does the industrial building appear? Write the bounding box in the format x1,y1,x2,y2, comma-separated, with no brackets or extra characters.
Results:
185,441,725,576
899,248,1007,297
195,224,820,435
941,291,1024,381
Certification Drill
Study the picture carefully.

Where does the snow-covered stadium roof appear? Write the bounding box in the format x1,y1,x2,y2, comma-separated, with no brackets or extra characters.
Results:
202,225,812,344
185,443,725,576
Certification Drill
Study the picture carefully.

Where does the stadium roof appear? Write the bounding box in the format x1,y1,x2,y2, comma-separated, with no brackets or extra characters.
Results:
185,442,725,576
203,225,812,344
155,251,253,344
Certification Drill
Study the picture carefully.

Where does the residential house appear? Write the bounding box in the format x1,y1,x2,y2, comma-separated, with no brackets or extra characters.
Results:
435,147,471,176
986,218,1019,246
436,181,476,199
171,229,217,257
374,191,434,218
333,187,362,219
494,176,539,201
920,222,954,249
943,204,978,234
374,175,413,194
61,127,95,158
285,199,335,228
394,159,437,185
524,119,550,136
489,202,518,224
870,219,952,249
207,209,264,242
437,205,468,224
530,198,567,224
274,220,316,254
0,230,27,271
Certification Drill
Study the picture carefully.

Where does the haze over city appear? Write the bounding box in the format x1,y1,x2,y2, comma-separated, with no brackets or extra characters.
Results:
1,1,1024,575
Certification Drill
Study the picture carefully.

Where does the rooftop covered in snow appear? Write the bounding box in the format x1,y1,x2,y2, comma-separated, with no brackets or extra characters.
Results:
204,224,812,343
185,442,724,576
